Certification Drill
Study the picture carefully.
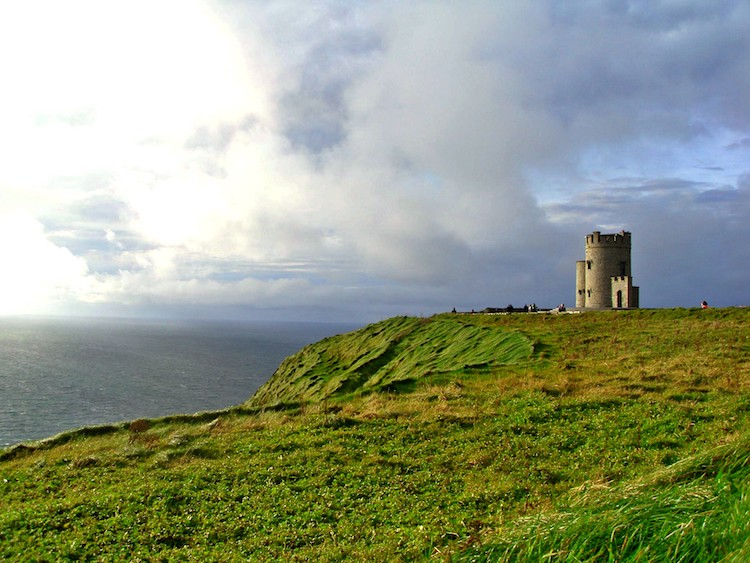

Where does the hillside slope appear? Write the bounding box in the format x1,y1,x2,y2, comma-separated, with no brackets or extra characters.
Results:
247,316,534,407
2,308,749,561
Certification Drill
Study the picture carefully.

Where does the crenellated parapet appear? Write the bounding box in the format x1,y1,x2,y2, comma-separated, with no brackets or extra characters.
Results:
585,230,631,247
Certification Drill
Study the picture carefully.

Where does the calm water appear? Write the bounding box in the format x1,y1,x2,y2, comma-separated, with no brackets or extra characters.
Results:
0,317,359,447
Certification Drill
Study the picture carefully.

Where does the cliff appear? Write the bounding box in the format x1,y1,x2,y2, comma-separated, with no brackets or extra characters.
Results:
246,315,534,407
2,308,749,561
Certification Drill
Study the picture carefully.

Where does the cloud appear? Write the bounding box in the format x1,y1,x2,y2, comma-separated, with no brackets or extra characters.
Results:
546,173,750,307
0,1,749,320
727,138,750,151
0,215,92,314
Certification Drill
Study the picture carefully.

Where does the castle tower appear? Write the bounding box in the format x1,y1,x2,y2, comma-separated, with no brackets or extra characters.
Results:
575,231,639,309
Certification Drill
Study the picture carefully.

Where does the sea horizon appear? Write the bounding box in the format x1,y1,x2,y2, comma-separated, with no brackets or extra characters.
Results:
0,316,361,447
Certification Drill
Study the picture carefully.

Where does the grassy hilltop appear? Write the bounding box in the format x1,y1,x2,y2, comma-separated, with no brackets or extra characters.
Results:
1,308,749,561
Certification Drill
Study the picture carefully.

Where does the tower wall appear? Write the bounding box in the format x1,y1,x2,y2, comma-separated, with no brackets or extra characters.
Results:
583,231,632,308
575,260,586,308
611,276,637,308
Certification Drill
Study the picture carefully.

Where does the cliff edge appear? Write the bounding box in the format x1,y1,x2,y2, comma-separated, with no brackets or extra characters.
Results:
246,315,534,408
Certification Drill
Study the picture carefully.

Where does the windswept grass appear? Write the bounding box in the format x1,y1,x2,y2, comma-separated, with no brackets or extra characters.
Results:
1,308,749,561
459,436,750,562
248,316,533,406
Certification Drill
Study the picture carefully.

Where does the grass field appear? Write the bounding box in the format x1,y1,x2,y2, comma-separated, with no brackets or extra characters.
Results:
1,308,748,561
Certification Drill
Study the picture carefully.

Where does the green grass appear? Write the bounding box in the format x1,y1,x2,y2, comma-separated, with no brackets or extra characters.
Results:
459,436,750,562
247,316,533,406
1,308,749,561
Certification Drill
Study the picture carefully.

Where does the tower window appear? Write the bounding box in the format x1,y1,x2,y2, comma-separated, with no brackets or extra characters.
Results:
587,261,592,270
619,261,626,276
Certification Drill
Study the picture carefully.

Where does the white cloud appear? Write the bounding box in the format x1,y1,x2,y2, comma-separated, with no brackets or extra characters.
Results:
0,1,749,319
0,215,92,314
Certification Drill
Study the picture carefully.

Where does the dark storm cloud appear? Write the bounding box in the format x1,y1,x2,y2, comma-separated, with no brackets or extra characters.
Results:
3,0,750,319
545,172,750,307
113,0,750,315
280,30,382,153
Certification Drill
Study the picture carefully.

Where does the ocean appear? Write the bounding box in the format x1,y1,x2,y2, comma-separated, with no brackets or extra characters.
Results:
0,317,360,447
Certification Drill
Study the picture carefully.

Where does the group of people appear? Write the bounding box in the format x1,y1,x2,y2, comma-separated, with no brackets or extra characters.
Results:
454,301,711,313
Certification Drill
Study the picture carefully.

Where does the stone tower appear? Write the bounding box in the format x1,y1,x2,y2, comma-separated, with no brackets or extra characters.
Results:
576,230,639,309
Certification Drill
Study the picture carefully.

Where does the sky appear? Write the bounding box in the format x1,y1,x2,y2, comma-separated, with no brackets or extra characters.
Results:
0,0,748,322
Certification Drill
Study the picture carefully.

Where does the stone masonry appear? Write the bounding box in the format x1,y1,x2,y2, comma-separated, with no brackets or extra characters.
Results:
576,230,639,309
